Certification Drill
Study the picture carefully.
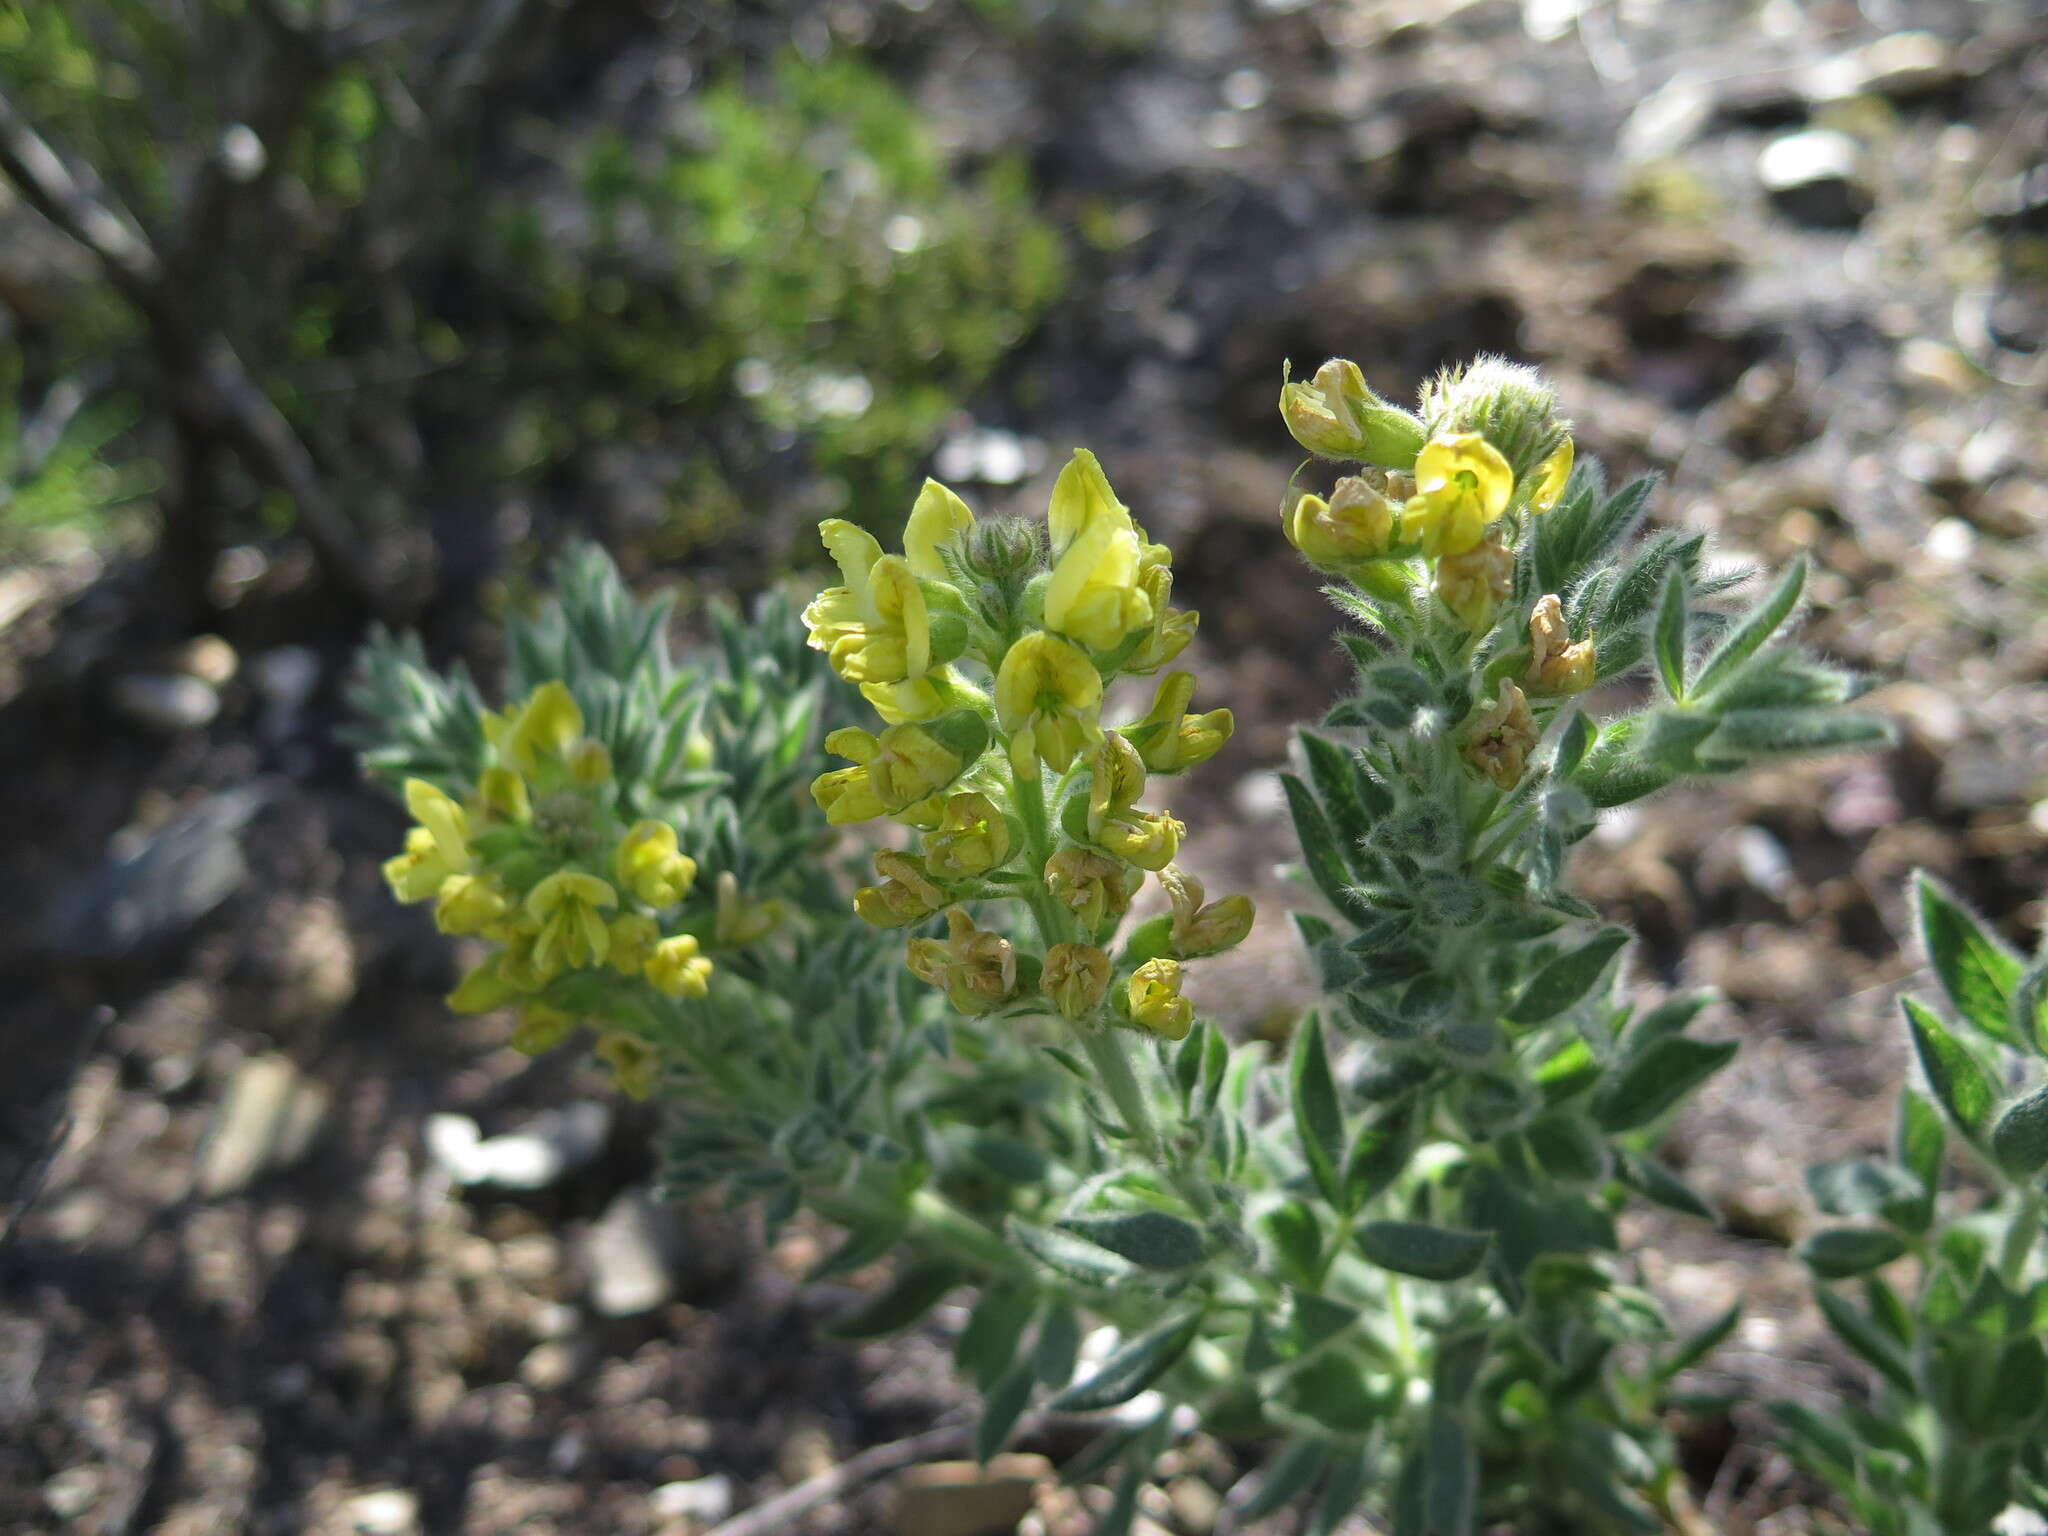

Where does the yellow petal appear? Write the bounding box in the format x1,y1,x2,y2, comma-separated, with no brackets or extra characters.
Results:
903,479,974,579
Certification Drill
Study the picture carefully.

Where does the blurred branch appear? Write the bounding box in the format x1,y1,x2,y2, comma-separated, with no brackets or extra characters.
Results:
0,85,395,620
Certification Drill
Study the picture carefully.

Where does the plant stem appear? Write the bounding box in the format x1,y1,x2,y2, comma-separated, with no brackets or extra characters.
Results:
814,1185,1028,1280
1998,1185,2042,1288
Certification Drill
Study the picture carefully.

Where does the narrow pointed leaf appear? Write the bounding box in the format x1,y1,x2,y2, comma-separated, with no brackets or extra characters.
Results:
1506,927,1630,1025
1693,556,1806,698
1282,774,1371,922
1799,1227,1908,1279
1058,1211,1206,1271
823,1260,962,1340
1903,996,1996,1144
1991,1083,2048,1177
1915,873,2024,1048
1048,1311,1203,1412
1652,567,1688,702
1814,1287,1914,1394
1356,1220,1490,1281
1592,1037,1738,1133
1291,1013,1346,1206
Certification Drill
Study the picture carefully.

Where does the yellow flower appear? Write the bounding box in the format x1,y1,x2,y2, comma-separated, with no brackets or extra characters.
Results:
447,956,523,1014
595,1030,660,1100
524,870,617,973
1044,847,1135,932
819,721,974,817
853,850,947,929
1042,942,1112,1021
606,911,661,975
1125,957,1194,1041
1527,436,1573,513
859,672,950,725
1279,358,1425,465
804,520,932,686
1084,735,1182,870
434,873,510,936
1463,681,1538,791
1286,475,1399,568
477,766,532,825
1122,671,1233,774
1433,536,1514,630
995,632,1103,775
567,738,614,786
383,778,474,902
903,478,975,579
1523,594,1597,696
613,820,698,906
1404,433,1514,557
510,1000,578,1054
811,763,889,827
1044,450,1152,650
1159,865,1255,958
906,907,1018,1015
490,682,585,776
924,792,1014,880
645,933,713,998
714,871,782,945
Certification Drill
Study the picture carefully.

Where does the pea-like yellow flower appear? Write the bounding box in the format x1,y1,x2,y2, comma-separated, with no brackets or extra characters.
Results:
1123,671,1233,774
595,1030,660,1100
1286,475,1400,568
1042,942,1113,1021
510,1000,578,1055
1434,536,1515,631
645,932,713,998
924,792,1014,880
497,927,556,991
1279,358,1426,466
903,478,975,579
817,719,977,820
804,521,932,687
852,850,947,930
1527,436,1573,513
434,873,511,936
1404,433,1514,558
613,820,698,907
714,871,782,945
524,870,617,974
1523,594,1597,696
382,778,474,902
477,766,532,825
1462,681,1539,791
1085,735,1182,870
1125,957,1194,1041
995,632,1103,775
1044,450,1153,651
447,956,522,1014
1158,865,1256,958
606,911,661,975
1044,847,1135,932
811,763,889,826
906,907,1018,1015
489,682,585,776
567,738,614,786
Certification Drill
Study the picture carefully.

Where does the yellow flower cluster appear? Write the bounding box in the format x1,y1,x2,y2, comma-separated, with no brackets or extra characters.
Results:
379,682,779,1098
803,451,1254,1044
1280,357,1598,790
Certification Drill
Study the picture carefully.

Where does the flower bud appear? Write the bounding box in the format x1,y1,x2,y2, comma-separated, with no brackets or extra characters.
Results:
853,851,946,929
1280,358,1427,467
1123,671,1233,774
1523,594,1597,696
477,766,532,825
645,932,713,998
613,820,698,906
924,792,1015,880
510,1000,578,1054
1044,847,1135,931
1286,475,1399,568
1462,681,1539,791
1125,957,1194,1041
1094,808,1183,871
433,873,510,936
1042,942,1112,1020
606,911,661,975
903,477,975,579
1044,451,1154,650
1419,358,1566,479
594,1030,659,1100
714,870,782,945
907,907,1018,1015
1159,865,1255,957
811,763,888,826
1433,536,1514,630
493,681,585,775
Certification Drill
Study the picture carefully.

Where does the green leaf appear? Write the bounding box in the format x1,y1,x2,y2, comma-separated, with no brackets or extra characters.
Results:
1991,1083,2048,1177
1058,1420,1150,1488
1058,1211,1206,1271
956,1287,1035,1390
1815,1287,1914,1394
1307,1444,1371,1536
1291,1013,1346,1207
1356,1221,1490,1281
1800,1228,1909,1279
1300,731,1385,864
968,1131,1051,1184
1896,1085,1946,1207
807,1206,910,1281
1652,567,1689,701
1008,1220,1136,1288
1048,1311,1203,1412
823,1260,962,1339
1903,995,1997,1144
1344,1104,1417,1213
1988,1336,2048,1427
1693,556,1806,699
1034,1302,1082,1388
1258,1201,1325,1291
1282,1350,1387,1435
1617,1150,1715,1220
1659,1300,1741,1380
1571,716,1676,808
1282,774,1369,922
976,1361,1036,1464
1915,873,2025,1049
1246,1289,1361,1373
1425,1410,1477,1536
1807,1158,1922,1219
2012,956,2048,1056
1592,1037,1739,1133
1231,1439,1332,1522
1551,709,1594,779
1505,928,1630,1025
1703,709,1892,761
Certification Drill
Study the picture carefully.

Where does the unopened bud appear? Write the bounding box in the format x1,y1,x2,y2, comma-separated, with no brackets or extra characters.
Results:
1280,358,1427,467
1042,942,1112,1020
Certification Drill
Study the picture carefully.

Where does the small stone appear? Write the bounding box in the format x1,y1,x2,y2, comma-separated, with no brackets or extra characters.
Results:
197,1053,329,1197
250,645,321,739
173,634,239,686
1756,130,1871,228
346,1488,420,1535
1618,72,1714,163
651,1473,735,1525
1165,1475,1222,1532
1893,338,1977,396
426,1101,611,1190
519,1337,593,1392
1805,31,1954,104
43,1467,102,1519
111,671,220,733
579,1184,678,1317
894,1456,1050,1536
